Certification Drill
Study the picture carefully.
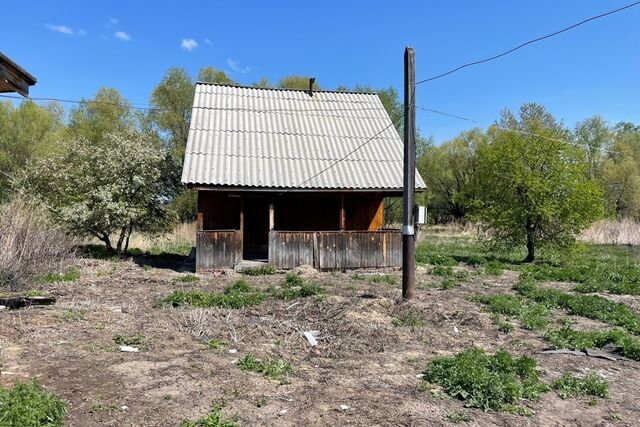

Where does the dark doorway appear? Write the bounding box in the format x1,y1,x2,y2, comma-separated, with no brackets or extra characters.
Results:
243,197,269,260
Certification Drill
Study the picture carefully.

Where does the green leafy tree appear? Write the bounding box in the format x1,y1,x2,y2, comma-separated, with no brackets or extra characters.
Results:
419,129,485,222
198,66,236,85
601,124,640,218
67,88,134,143
21,128,175,254
277,76,320,90
474,104,603,262
574,116,612,178
0,100,64,199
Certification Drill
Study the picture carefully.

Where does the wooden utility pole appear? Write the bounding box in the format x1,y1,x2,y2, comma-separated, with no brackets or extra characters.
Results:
402,46,416,300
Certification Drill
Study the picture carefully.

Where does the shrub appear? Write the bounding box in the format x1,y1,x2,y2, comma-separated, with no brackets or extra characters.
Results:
180,403,238,427
423,347,548,412
0,380,68,426
270,273,324,300
238,354,292,382
0,197,75,290
552,373,608,399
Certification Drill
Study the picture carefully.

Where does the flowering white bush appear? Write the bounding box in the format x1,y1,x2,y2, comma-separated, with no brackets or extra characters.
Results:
21,129,175,253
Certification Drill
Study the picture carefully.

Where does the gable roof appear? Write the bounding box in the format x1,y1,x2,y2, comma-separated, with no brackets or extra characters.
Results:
181,83,426,191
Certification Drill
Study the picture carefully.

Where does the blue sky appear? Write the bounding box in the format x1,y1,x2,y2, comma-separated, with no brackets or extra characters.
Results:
3,0,639,142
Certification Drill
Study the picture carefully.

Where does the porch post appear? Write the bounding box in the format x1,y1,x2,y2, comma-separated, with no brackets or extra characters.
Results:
339,193,345,231
269,199,275,231
239,196,244,257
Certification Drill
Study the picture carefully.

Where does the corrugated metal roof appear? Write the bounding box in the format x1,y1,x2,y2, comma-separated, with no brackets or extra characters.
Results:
181,83,426,190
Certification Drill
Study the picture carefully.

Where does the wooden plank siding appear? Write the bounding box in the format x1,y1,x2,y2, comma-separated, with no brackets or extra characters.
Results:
196,230,242,271
269,230,401,270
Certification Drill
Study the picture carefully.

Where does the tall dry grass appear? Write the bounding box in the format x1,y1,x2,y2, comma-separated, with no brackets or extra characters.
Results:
580,218,640,246
126,221,195,254
0,197,76,290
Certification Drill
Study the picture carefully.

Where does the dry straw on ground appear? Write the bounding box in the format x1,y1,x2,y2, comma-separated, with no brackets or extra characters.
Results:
580,218,640,245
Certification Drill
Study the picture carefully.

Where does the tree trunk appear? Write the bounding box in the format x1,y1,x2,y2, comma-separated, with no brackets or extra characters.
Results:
123,224,133,254
115,227,127,254
97,233,114,253
524,232,535,263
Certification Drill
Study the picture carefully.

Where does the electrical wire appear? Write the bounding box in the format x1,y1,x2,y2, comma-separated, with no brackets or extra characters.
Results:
415,1,640,85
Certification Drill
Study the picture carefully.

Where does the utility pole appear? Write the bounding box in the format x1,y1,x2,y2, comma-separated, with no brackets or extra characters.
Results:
402,46,416,300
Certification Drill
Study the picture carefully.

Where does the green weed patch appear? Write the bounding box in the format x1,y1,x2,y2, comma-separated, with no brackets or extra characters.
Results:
0,380,68,427
423,347,548,412
159,279,266,309
41,268,80,283
269,273,324,300
180,403,238,427
552,373,608,399
545,327,640,361
240,265,276,276
392,310,425,328
473,294,549,330
237,354,292,382
515,279,640,334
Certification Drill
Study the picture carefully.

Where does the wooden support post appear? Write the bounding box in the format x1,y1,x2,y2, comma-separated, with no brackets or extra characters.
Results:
339,194,346,231
239,196,244,258
402,46,416,301
196,190,204,231
269,199,275,231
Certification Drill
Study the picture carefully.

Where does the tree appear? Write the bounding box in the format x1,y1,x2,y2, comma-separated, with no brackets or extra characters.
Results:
0,100,64,200
601,124,640,218
198,67,236,85
67,88,134,143
277,76,320,90
474,104,603,262
419,129,485,222
574,116,612,178
21,128,175,254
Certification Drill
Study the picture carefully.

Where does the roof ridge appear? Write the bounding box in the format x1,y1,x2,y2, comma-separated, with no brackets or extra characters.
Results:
195,81,378,95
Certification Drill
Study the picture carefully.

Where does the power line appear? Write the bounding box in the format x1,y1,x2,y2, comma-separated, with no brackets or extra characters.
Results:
415,1,640,85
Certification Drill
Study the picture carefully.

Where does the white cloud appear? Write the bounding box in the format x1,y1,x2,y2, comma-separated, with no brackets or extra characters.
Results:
108,17,119,26
114,31,131,41
45,24,74,36
77,28,87,36
227,58,250,74
180,38,198,51
204,38,212,46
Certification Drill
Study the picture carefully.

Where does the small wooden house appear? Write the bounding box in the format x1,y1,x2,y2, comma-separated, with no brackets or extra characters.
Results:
181,82,425,271
0,52,37,97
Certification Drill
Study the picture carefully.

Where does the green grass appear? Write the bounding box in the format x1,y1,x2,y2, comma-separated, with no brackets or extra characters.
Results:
269,273,325,300
515,278,640,335
173,274,199,283
202,338,228,350
240,265,276,276
0,380,68,427
423,347,549,412
180,404,238,427
490,313,515,333
417,234,640,295
552,373,609,399
443,411,473,424
237,354,292,382
473,294,549,331
41,268,80,283
545,327,640,361
371,274,397,285
114,333,146,349
24,289,51,297
159,279,266,309
392,310,425,328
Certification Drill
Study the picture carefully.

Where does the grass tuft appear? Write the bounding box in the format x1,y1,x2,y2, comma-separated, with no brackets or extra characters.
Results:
0,379,68,427
159,279,266,309
371,274,397,285
173,274,199,283
473,294,549,331
545,326,640,361
443,410,473,424
392,310,425,328
41,268,80,283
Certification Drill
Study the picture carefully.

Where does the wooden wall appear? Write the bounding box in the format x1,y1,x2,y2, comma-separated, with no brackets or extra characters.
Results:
196,230,242,271
269,230,401,270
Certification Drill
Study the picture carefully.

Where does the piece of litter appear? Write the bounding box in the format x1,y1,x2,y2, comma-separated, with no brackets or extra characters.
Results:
279,409,288,416
228,349,237,354
119,345,139,353
416,373,425,379
0,305,6,310
121,405,128,410
453,326,459,334
303,331,318,347
340,405,350,411
287,301,300,310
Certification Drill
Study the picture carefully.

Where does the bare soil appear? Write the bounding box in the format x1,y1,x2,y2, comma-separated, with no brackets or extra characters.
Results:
1,258,639,426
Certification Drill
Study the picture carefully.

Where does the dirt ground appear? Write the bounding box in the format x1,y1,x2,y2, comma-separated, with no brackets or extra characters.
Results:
1,256,640,426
